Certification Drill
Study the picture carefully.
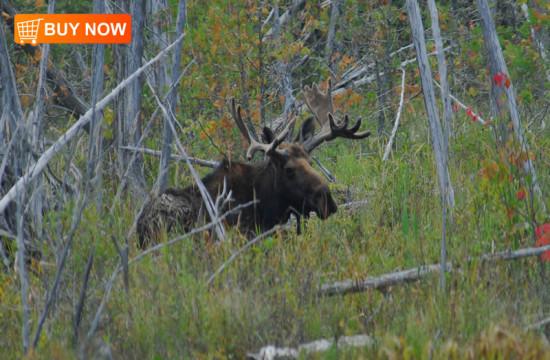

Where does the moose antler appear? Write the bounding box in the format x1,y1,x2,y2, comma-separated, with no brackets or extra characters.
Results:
301,79,371,152
229,98,296,161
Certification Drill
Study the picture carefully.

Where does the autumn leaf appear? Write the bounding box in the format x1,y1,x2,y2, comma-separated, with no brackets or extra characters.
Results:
213,98,225,109
493,73,503,86
536,224,550,240
535,223,550,262
504,75,511,89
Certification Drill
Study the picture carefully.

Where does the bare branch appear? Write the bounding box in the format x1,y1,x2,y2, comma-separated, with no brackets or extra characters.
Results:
32,175,90,349
73,247,94,346
111,236,129,298
432,80,487,125
0,30,187,214
525,317,550,331
119,146,218,168
144,75,226,241
382,68,406,161
16,191,30,356
262,0,306,42
312,156,338,184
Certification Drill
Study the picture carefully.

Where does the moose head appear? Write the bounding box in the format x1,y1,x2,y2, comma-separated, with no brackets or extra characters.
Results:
226,78,371,228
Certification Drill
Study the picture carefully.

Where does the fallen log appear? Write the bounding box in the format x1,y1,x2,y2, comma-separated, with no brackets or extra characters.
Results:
246,334,374,360
320,244,550,296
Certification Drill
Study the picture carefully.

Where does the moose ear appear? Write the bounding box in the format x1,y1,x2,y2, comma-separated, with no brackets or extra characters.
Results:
294,117,316,144
262,127,275,143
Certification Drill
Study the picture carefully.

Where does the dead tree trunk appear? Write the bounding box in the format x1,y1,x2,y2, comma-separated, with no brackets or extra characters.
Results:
427,0,453,288
520,2,550,82
273,1,297,126
405,0,455,208
0,10,31,355
158,0,188,191
114,0,147,197
325,0,342,73
476,0,546,213
0,5,34,262
90,0,105,211
146,0,170,93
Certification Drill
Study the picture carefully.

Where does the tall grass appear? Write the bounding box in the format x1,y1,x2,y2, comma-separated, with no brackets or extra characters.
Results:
1,109,550,359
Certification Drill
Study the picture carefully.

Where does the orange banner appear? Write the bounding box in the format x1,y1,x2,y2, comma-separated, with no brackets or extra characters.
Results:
14,14,131,46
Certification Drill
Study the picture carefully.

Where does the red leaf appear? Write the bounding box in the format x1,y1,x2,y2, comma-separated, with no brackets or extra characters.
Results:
517,188,526,201
536,224,550,239
541,251,550,262
472,115,477,122
493,73,503,86
466,107,472,117
453,104,459,113
536,236,549,247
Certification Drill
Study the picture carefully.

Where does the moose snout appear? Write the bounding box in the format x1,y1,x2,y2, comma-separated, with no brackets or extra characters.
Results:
313,188,338,219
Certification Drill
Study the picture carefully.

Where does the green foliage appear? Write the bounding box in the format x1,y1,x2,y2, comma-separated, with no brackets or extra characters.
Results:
2,0,550,359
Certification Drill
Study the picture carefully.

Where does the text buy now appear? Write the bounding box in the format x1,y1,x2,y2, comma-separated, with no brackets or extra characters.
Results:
14,14,131,45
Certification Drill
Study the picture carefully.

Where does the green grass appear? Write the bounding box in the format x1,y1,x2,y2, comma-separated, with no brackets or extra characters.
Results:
2,110,550,359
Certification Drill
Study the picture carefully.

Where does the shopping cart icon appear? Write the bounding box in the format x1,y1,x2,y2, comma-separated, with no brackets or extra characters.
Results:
17,18,43,45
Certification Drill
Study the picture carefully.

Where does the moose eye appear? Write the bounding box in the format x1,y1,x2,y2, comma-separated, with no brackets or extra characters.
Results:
285,167,295,179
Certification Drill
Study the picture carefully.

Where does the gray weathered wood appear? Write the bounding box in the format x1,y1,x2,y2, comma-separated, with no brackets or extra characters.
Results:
320,244,550,296
122,146,218,168
427,0,452,289
247,334,374,360
382,68,406,161
406,0,455,208
476,0,545,212
325,0,342,72
0,30,187,214
158,0,187,191
89,0,106,211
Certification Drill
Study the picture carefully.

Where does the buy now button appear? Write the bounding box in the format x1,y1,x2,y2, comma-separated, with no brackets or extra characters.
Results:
14,14,132,45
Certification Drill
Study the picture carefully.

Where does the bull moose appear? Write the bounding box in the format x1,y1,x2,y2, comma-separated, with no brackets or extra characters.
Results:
136,80,371,248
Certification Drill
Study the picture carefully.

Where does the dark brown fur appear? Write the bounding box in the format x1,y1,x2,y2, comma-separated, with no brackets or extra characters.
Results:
136,141,337,248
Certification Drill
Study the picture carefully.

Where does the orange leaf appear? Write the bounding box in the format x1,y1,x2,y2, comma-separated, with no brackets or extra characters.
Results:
504,76,511,89
213,98,224,109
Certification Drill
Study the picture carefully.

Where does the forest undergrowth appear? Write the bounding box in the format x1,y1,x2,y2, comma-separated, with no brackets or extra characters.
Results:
1,0,550,359
2,106,550,359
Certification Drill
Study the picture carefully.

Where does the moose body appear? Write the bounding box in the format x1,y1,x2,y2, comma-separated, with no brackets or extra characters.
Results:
137,80,370,247
137,126,338,248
